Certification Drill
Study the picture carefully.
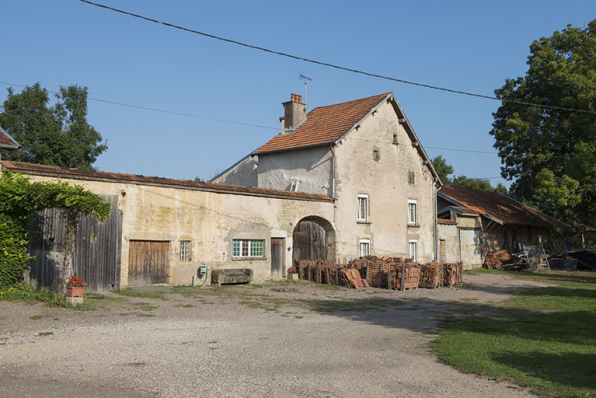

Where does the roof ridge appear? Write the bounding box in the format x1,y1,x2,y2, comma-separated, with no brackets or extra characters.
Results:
309,92,391,112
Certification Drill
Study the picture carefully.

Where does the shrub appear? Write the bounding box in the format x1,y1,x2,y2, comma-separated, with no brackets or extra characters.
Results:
0,214,30,288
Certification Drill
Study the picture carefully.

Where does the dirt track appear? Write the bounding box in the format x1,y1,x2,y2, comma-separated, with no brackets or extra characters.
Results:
0,274,547,397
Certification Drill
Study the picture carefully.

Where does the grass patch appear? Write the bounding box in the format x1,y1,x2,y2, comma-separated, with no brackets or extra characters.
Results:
38,332,53,336
434,270,596,397
112,287,168,300
0,285,66,307
30,315,43,320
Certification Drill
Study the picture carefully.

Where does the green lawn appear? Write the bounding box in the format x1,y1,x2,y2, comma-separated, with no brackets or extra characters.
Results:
432,270,596,397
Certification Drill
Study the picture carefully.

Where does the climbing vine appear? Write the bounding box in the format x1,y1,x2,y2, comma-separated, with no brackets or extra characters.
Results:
0,172,111,290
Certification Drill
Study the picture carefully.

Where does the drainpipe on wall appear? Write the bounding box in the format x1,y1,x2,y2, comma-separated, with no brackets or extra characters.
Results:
435,182,441,262
330,143,338,261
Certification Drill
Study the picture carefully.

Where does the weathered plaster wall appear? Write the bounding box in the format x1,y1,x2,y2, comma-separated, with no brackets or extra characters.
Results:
22,174,334,287
438,224,460,263
257,146,333,196
333,100,437,261
210,155,258,186
457,215,482,229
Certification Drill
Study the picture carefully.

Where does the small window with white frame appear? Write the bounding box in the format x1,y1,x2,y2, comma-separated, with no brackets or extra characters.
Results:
357,194,369,222
408,240,417,261
232,239,265,258
408,199,418,225
359,239,370,258
179,240,191,262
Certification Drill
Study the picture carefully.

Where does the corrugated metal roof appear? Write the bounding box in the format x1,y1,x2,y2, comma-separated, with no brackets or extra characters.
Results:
439,185,569,228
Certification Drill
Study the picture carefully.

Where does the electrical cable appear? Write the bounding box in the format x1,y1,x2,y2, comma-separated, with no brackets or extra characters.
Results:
80,0,596,116
0,80,278,131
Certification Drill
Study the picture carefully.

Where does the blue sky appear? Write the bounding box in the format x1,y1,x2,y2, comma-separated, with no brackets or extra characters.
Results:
2,1,594,184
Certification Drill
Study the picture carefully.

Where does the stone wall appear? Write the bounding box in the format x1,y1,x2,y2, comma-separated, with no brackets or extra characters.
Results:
21,174,334,287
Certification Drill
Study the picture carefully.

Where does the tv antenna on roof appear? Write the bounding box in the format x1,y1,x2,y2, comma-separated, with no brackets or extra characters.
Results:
299,74,312,110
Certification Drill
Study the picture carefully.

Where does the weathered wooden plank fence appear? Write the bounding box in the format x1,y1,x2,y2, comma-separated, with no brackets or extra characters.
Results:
25,195,122,292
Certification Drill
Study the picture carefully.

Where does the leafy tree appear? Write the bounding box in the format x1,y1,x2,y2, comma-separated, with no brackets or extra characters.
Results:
491,21,596,227
431,155,507,194
451,175,508,194
431,155,454,184
0,83,107,169
0,172,111,289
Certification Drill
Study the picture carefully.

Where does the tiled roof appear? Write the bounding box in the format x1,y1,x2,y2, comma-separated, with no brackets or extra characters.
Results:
439,185,568,228
255,93,391,154
1,161,334,202
0,127,20,149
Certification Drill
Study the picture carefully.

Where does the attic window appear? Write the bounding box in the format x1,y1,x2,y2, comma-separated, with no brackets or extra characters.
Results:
408,171,415,185
393,134,399,145
373,149,380,161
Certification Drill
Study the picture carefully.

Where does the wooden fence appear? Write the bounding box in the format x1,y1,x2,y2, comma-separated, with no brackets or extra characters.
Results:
25,195,122,292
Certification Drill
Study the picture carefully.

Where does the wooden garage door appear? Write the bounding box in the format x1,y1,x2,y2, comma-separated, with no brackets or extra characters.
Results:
293,219,327,260
128,241,169,285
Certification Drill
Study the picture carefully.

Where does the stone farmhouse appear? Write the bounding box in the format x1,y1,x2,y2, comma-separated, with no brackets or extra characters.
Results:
213,92,441,264
1,92,442,291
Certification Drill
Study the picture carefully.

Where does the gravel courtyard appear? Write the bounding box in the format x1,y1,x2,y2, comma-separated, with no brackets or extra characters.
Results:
0,274,547,398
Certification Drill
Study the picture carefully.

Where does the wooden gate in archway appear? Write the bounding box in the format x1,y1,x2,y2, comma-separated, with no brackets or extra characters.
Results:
292,218,327,260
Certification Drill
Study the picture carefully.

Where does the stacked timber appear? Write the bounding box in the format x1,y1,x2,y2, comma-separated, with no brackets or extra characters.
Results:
442,263,463,286
419,263,444,288
484,250,511,269
394,263,420,290
294,259,338,284
340,269,370,288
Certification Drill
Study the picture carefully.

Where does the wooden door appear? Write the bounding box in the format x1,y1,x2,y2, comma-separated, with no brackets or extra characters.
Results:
128,241,169,285
293,219,327,260
271,238,284,279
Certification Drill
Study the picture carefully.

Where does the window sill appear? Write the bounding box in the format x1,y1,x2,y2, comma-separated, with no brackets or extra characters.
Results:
232,257,267,261
408,224,420,228
357,221,372,225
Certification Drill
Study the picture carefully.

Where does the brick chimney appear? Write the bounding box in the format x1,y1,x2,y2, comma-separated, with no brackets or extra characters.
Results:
281,93,306,133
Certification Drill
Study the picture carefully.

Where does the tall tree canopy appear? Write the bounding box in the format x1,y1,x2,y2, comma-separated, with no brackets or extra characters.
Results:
491,21,596,227
431,155,507,194
0,83,107,169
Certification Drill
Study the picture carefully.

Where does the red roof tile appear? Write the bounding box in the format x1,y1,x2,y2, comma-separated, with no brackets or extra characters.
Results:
1,161,334,202
439,185,568,228
255,93,391,154
0,127,20,149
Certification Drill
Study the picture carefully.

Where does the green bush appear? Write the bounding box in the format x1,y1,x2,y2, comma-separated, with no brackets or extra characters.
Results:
0,214,30,288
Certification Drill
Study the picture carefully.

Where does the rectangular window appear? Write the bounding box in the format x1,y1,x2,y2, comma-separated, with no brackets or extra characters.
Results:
232,239,265,258
179,240,191,262
408,171,415,185
408,199,418,225
358,194,369,222
359,239,370,258
408,240,417,261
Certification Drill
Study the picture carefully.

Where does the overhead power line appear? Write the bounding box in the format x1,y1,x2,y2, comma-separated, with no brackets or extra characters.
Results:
425,146,496,155
0,81,277,131
1,80,500,155
80,0,596,116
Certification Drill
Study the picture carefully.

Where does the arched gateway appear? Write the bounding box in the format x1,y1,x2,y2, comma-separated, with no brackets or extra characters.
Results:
292,216,335,261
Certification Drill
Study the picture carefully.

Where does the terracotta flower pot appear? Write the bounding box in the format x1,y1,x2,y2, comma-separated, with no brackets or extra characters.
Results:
66,286,85,297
